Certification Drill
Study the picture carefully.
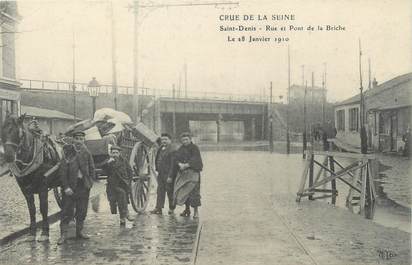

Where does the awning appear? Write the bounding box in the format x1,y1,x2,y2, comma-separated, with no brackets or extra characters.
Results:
368,104,411,112
0,88,20,101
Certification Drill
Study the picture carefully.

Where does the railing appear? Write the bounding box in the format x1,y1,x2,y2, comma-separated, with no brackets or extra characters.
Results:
19,78,267,103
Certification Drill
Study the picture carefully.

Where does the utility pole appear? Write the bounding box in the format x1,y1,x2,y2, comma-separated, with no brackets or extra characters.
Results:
132,0,139,122
130,1,238,123
111,1,118,110
368,58,371,90
303,80,307,159
72,29,76,124
310,71,314,144
322,63,326,125
269,82,273,153
184,61,188,98
178,72,182,98
359,39,367,154
172,84,176,137
286,45,290,154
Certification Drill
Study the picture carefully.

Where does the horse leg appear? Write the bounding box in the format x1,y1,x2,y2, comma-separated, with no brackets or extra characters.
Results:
24,193,37,241
37,191,50,242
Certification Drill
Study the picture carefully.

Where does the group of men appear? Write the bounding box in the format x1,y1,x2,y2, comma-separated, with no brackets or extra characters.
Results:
150,132,203,218
56,130,203,245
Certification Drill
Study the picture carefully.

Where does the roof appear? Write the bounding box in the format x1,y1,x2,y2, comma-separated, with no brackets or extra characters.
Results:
368,104,411,112
21,105,79,120
335,72,412,107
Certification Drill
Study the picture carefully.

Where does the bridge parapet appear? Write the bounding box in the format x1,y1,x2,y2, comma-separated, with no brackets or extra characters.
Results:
19,78,265,103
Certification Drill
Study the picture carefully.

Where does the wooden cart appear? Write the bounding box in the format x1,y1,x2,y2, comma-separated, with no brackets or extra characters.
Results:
53,125,158,214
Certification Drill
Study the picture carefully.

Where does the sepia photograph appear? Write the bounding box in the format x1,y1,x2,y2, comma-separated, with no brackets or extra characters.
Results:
0,0,410,264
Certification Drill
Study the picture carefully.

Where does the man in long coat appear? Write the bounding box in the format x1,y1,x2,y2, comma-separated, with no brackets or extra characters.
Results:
104,145,135,225
57,131,96,245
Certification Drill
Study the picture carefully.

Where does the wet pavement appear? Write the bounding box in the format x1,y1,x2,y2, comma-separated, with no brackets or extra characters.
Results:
0,174,106,240
196,151,410,265
0,191,198,265
376,154,411,207
0,150,410,265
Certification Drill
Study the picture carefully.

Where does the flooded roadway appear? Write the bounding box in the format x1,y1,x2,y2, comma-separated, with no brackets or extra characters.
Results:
0,192,198,265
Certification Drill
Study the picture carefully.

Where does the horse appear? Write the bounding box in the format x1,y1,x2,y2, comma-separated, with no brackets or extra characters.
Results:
1,114,61,242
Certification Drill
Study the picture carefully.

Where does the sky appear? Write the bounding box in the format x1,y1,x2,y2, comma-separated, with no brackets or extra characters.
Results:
15,0,412,102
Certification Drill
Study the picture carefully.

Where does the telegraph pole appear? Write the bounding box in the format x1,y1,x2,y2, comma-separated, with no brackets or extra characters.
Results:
132,0,139,122
269,82,273,153
72,29,76,124
172,84,176,136
303,81,307,159
130,1,238,123
322,63,326,124
184,61,188,98
111,1,118,110
286,45,290,154
310,71,314,145
359,39,367,154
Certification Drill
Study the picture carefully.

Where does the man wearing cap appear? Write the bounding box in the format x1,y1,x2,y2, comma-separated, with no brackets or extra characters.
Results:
103,145,135,225
150,133,178,215
57,131,96,245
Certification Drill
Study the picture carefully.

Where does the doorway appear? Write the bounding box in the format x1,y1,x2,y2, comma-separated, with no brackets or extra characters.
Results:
390,112,398,151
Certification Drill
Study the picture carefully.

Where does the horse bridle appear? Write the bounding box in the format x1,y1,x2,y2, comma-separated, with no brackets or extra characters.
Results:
3,126,26,150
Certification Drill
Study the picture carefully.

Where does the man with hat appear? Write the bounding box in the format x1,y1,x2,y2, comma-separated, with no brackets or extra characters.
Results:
150,133,178,215
28,117,43,136
103,145,135,225
57,130,96,245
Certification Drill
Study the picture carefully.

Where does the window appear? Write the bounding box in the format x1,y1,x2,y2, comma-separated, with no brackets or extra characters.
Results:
349,107,359,131
379,113,384,133
336,109,345,131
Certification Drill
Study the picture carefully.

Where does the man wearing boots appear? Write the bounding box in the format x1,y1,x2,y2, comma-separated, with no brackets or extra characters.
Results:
150,133,178,215
103,145,135,226
57,131,96,245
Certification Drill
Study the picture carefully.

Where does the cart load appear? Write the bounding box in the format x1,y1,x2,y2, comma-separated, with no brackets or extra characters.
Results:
55,108,159,213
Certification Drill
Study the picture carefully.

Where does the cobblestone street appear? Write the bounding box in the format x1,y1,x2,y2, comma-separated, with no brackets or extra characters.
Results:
0,187,198,265
0,151,410,265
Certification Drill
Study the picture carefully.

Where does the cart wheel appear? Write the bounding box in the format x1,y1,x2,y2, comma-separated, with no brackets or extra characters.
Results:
129,142,153,213
53,186,63,209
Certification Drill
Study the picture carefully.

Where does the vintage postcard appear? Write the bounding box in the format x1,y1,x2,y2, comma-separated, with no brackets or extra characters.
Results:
0,0,410,264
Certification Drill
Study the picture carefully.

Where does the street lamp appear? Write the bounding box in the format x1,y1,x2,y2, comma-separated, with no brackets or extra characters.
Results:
87,77,100,118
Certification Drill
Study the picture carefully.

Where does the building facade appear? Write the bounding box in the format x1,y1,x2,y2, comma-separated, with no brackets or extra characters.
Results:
334,73,412,152
0,1,20,127
288,85,327,104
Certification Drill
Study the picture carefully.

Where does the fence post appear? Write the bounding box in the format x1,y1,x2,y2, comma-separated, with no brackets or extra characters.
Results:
329,156,336,205
308,152,314,200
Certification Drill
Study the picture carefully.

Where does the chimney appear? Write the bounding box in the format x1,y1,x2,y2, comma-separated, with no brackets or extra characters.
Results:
372,78,378,88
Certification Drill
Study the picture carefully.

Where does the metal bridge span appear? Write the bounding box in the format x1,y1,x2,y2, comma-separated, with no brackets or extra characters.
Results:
19,79,273,141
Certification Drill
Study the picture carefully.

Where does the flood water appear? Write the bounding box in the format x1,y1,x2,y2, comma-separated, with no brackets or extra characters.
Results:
199,145,411,233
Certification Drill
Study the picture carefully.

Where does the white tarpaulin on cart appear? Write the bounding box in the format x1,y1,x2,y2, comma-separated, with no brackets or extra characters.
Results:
93,108,131,124
93,108,132,134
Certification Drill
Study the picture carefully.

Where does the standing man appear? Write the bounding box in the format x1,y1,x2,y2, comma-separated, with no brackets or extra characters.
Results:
150,133,177,215
174,132,203,219
57,131,96,245
103,145,135,225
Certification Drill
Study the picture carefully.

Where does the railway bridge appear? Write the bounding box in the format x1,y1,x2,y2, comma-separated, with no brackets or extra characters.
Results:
18,79,285,142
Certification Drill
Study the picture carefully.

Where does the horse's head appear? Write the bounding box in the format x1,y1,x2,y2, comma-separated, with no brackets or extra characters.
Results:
1,113,26,163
